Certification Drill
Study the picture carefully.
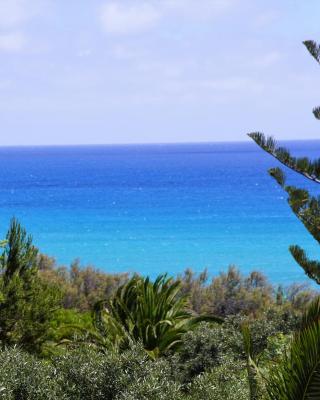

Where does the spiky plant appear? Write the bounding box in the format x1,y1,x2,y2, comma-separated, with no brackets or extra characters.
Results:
249,40,320,284
266,295,320,399
93,274,222,358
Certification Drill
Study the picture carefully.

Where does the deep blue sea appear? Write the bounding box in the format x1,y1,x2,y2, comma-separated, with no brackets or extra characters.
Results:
0,141,319,285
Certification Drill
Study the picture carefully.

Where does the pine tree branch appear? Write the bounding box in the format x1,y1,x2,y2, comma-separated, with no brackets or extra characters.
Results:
303,40,320,64
268,173,320,245
248,132,320,183
290,245,320,284
313,107,320,120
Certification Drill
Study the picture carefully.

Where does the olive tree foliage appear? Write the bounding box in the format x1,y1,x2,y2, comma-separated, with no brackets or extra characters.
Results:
0,347,63,400
249,40,320,284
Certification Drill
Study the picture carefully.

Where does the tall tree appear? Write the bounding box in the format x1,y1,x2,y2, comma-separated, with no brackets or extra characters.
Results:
249,40,320,284
0,218,61,352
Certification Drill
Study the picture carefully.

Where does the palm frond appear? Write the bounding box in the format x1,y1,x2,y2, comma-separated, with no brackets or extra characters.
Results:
91,274,222,356
267,321,320,399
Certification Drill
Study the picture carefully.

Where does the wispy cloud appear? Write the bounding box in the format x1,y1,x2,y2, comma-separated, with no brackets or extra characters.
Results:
163,0,236,20
99,0,237,35
0,0,46,52
0,0,43,28
100,2,160,35
0,31,26,52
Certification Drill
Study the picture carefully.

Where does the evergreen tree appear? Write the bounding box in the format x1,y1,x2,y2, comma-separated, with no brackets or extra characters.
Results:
0,218,61,352
249,40,320,284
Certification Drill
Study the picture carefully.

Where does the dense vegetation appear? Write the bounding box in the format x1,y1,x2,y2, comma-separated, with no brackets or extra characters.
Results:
0,217,315,399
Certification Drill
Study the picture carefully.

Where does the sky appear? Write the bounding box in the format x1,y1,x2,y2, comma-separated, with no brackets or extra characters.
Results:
0,0,320,145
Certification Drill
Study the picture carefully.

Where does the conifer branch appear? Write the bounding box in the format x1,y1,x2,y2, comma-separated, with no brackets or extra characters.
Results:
303,40,320,64
313,107,320,120
249,39,320,285
268,175,320,281
248,132,320,183
289,245,320,284
269,177,320,244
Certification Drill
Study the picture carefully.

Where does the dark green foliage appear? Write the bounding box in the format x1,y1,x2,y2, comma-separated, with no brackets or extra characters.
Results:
290,245,320,284
249,40,320,284
266,296,320,399
300,294,320,330
0,219,61,352
313,106,320,120
93,274,222,357
303,40,320,64
269,167,286,187
170,322,224,383
1,218,38,283
249,132,320,183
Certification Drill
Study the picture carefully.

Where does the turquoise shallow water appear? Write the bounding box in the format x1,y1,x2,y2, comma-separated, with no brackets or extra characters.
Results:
0,141,319,284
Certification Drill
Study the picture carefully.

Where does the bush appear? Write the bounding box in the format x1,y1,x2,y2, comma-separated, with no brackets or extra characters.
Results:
0,347,63,400
54,344,183,400
170,322,225,383
185,357,249,400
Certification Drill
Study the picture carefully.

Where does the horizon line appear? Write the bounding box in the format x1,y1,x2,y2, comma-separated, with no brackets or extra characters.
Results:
0,137,319,148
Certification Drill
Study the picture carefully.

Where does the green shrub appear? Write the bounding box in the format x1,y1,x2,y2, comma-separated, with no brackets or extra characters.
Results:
170,322,224,383
185,357,249,400
54,344,183,400
53,347,114,399
0,347,63,400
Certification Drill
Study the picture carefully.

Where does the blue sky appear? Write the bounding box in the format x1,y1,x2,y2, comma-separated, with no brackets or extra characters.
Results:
1,0,320,145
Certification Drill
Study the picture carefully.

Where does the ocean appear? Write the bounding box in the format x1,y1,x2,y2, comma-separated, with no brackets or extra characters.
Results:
0,140,319,285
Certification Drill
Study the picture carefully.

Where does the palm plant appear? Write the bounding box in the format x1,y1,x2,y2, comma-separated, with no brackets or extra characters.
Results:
93,274,222,358
266,295,320,399
242,296,320,399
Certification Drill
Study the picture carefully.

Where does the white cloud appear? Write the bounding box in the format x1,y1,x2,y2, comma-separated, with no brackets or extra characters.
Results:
0,0,47,52
0,0,43,28
100,2,160,35
0,32,26,52
163,0,236,20
99,0,237,35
